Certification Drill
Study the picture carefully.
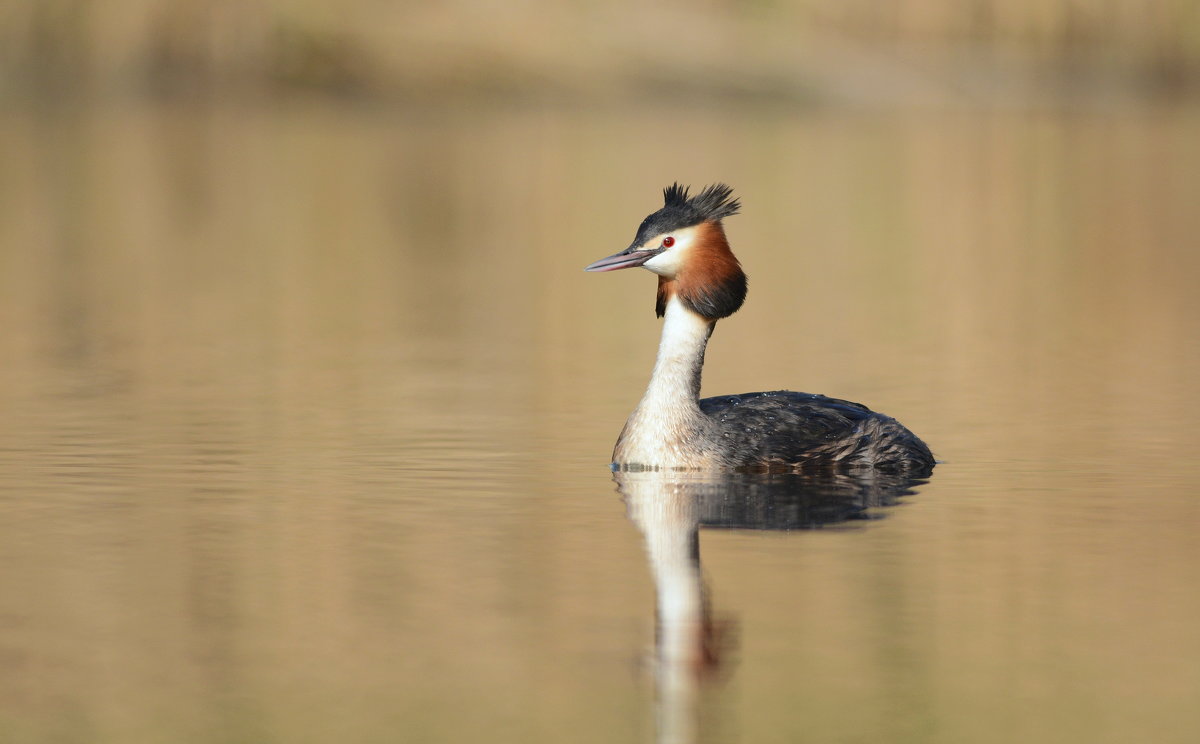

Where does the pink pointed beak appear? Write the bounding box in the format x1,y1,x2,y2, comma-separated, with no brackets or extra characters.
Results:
584,247,664,272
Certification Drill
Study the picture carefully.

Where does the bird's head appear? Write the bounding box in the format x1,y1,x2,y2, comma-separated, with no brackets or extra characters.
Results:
585,183,748,320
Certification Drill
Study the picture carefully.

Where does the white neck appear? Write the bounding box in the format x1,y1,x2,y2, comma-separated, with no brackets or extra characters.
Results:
614,296,715,468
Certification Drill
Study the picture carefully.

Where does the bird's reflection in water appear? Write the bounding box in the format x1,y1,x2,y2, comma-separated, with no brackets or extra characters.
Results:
617,469,929,744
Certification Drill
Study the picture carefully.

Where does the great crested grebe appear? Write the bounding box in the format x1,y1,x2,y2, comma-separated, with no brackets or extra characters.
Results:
585,183,935,474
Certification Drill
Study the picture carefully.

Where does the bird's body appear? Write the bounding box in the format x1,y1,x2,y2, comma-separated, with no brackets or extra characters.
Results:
587,184,934,475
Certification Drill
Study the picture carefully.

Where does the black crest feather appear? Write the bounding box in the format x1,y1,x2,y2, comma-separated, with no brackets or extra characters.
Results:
680,183,740,221
631,183,741,248
663,182,690,207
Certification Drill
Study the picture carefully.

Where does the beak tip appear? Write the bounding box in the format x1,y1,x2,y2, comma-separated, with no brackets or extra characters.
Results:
584,248,660,274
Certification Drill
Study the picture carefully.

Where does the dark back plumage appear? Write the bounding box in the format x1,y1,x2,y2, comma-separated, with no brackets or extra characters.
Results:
699,391,936,474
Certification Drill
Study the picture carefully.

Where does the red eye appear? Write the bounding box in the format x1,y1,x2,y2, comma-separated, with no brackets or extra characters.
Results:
662,236,675,247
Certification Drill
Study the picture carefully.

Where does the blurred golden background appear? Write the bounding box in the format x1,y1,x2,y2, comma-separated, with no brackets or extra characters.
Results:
3,0,1198,105
1,3,1198,744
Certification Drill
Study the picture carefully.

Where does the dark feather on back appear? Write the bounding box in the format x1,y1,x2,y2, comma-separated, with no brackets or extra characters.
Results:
699,391,935,474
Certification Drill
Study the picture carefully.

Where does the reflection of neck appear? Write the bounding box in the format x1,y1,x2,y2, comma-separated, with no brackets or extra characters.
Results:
616,298,714,467
624,480,708,744
642,499,704,669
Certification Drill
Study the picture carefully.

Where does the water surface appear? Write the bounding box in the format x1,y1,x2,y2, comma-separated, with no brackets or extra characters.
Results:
1,101,1198,743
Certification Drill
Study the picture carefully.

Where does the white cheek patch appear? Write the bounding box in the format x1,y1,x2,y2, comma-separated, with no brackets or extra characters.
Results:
642,250,681,276
639,226,700,278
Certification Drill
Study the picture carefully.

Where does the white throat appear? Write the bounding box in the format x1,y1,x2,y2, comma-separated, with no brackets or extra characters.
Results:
614,296,715,469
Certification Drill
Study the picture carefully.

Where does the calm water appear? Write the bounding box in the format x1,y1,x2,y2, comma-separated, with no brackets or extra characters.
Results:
1,101,1198,743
